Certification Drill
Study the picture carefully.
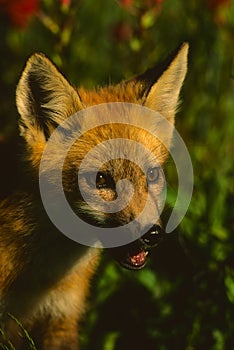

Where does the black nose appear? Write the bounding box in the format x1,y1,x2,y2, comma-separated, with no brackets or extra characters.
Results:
141,224,165,247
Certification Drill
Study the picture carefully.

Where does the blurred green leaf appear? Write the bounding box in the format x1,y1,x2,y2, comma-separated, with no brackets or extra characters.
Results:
0,0,233,348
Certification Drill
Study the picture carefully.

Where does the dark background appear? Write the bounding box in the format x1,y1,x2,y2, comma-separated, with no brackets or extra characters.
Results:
0,0,233,349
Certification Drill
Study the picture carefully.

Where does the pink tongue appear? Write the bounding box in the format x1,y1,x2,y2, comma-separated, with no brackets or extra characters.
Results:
129,250,147,266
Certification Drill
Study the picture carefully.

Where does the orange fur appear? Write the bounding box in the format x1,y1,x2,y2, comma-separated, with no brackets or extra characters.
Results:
0,44,188,349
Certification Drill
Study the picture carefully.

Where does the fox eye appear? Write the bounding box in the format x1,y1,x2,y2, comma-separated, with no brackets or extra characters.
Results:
96,172,115,190
84,172,115,189
147,167,160,184
96,173,107,189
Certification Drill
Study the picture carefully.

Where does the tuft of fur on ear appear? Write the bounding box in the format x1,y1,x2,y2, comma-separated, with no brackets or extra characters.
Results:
133,43,189,124
16,53,83,143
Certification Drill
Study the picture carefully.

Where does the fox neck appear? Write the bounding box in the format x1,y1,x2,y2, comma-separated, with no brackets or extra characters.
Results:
0,191,100,314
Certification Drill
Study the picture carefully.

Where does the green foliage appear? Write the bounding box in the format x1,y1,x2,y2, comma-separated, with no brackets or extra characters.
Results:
0,315,37,350
0,0,233,349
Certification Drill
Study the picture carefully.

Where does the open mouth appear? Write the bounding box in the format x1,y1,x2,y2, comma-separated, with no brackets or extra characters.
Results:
111,224,165,270
119,247,149,270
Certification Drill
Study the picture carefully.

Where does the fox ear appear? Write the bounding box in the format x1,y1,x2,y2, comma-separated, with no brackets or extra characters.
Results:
135,43,189,124
16,53,83,143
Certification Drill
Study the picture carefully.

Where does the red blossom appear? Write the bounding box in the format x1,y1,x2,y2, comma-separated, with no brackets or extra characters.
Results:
207,0,230,9
112,22,133,42
0,0,39,27
151,0,164,3
119,0,164,7
119,0,133,7
61,0,71,6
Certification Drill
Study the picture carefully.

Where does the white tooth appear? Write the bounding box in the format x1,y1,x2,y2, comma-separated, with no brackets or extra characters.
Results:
145,251,149,256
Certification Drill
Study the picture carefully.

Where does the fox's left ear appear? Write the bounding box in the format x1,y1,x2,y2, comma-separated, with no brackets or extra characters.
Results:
16,53,83,144
134,43,189,124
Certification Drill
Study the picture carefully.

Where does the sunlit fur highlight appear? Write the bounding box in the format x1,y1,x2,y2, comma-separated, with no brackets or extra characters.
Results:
0,44,188,349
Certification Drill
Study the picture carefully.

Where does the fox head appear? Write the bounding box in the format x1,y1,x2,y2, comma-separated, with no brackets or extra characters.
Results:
16,43,188,269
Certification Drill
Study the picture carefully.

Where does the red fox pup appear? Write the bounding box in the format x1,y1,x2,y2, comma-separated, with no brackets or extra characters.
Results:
0,43,188,349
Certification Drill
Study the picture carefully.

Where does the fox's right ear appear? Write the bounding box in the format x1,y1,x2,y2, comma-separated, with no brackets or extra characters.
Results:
131,43,189,124
16,53,83,144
